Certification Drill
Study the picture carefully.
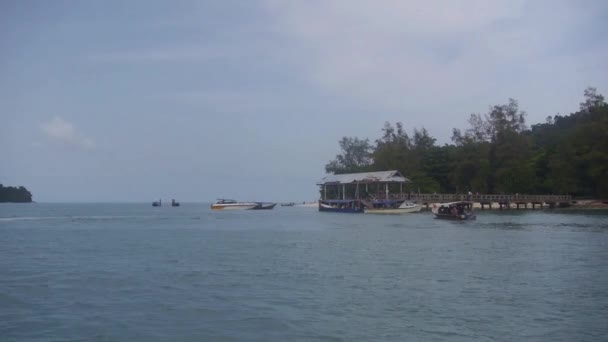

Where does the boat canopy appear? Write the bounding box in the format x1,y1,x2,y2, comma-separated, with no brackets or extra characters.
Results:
438,201,473,208
320,199,361,204
317,170,411,185
216,199,237,204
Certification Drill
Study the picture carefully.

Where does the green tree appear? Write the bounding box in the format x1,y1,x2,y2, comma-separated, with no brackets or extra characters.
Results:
373,122,411,173
324,87,608,198
325,137,374,174
410,128,440,192
0,184,33,203
580,86,605,112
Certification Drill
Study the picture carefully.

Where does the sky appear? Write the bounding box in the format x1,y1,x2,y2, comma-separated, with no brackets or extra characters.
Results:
1,0,607,202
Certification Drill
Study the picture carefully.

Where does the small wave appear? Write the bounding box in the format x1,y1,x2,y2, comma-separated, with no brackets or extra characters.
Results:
0,215,157,222
70,215,153,221
0,216,64,222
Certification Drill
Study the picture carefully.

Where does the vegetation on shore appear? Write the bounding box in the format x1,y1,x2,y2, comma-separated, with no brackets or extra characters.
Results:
326,87,608,198
0,184,33,203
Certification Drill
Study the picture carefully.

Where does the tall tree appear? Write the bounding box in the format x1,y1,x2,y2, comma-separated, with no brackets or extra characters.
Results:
324,87,608,198
373,122,411,173
580,86,605,112
325,137,374,174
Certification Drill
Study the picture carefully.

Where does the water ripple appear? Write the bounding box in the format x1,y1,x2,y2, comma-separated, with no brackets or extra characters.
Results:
1,204,607,341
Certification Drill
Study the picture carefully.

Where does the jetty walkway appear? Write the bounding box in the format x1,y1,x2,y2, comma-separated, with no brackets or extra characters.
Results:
317,171,572,210
399,193,572,210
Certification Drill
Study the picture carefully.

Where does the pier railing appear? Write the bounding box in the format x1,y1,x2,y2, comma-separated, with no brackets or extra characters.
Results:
397,193,571,204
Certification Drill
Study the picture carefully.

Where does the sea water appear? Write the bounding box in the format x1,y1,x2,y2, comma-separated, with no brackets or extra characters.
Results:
1,203,607,341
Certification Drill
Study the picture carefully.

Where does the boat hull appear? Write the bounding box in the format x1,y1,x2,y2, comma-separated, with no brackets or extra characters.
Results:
318,200,364,213
211,203,259,210
252,203,277,210
434,213,476,220
431,202,476,220
364,205,422,214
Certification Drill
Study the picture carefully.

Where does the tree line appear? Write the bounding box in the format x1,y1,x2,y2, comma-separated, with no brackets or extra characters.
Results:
326,87,608,198
0,184,33,203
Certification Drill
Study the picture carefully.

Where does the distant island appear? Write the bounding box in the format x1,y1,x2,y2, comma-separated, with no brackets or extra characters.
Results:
0,184,33,203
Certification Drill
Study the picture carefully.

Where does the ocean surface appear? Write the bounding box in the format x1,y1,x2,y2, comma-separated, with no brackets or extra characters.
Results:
1,203,607,341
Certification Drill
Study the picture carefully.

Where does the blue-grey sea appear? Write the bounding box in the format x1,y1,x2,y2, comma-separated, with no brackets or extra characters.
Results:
1,203,608,341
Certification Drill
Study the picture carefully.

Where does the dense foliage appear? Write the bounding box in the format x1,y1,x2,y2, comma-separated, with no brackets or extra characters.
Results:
326,88,608,197
0,184,33,203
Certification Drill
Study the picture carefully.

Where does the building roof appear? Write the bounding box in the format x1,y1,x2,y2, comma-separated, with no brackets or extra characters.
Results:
438,201,473,207
317,170,411,185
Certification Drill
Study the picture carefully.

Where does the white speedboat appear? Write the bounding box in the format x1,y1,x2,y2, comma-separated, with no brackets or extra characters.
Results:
210,199,259,210
364,200,422,214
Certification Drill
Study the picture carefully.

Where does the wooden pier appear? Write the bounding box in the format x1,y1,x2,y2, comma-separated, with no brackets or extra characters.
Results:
400,193,572,210
317,171,572,210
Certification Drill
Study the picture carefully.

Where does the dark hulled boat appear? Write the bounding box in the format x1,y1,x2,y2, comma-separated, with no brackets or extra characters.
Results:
252,202,277,210
211,199,276,210
318,199,364,213
432,201,476,220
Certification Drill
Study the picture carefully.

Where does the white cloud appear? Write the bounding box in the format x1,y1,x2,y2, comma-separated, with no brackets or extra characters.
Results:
41,117,95,149
264,0,608,126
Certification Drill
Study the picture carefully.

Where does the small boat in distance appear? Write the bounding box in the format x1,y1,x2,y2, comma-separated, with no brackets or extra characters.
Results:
211,199,277,210
364,200,422,214
318,199,364,213
152,199,161,207
281,202,295,207
432,201,476,220
254,202,277,210
211,199,259,210
171,199,180,207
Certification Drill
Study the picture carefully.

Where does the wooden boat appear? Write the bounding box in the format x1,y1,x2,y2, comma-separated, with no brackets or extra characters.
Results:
171,199,180,207
432,201,476,220
211,199,276,210
211,199,259,210
152,199,161,207
252,202,277,210
280,202,295,207
364,200,422,214
318,199,364,213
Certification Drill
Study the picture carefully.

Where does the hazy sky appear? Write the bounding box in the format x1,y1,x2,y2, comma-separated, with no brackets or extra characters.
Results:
1,0,607,202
